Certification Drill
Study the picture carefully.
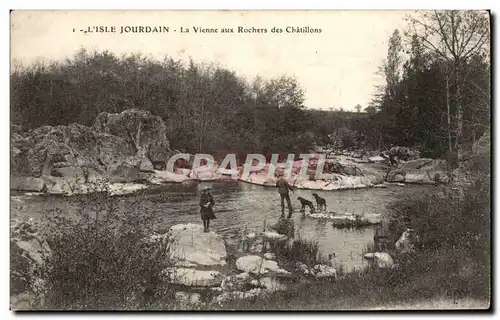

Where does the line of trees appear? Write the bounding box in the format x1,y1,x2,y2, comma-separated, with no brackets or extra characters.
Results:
364,10,490,158
10,10,490,161
11,50,318,159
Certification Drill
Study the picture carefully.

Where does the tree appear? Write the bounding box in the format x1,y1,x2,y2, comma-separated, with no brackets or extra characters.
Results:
384,29,404,102
407,10,490,156
355,104,362,113
364,106,377,114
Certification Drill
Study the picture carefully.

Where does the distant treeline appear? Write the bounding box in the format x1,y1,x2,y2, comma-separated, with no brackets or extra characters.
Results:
11,11,490,160
10,49,370,159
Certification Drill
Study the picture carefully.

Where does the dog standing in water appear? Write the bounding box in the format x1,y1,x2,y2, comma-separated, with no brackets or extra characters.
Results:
312,193,327,212
297,196,315,214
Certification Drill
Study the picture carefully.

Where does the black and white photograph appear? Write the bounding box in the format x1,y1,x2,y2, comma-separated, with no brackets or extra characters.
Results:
9,10,491,311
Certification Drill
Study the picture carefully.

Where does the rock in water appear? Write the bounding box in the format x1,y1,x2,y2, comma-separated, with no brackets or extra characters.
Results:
159,224,228,289
236,255,266,274
262,231,287,241
167,223,227,266
363,252,395,268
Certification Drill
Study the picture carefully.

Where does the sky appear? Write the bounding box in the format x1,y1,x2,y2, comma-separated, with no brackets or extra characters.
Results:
10,10,411,111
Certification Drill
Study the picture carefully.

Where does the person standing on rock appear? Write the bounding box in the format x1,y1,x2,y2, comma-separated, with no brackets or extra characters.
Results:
199,186,216,232
275,172,295,218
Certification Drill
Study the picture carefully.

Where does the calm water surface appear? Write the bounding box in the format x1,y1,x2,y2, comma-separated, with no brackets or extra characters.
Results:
11,181,432,271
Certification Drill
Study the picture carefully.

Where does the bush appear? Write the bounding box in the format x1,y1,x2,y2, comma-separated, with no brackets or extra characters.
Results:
37,190,172,310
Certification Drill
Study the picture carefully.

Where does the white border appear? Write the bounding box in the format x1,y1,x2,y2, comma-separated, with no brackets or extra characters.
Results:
2,1,497,319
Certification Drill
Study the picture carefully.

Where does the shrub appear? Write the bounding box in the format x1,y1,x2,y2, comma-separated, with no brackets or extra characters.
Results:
37,190,172,310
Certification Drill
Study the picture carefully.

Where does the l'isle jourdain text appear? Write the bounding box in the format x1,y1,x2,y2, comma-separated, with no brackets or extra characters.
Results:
73,26,323,34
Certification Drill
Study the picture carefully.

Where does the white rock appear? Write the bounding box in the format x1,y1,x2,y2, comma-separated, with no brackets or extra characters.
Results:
262,260,279,272
236,255,266,274
235,272,251,281
263,252,276,260
249,279,260,287
364,252,395,268
154,169,192,183
262,231,287,241
167,223,227,267
275,268,291,275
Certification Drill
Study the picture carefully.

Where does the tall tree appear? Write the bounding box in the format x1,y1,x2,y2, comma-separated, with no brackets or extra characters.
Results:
407,10,490,156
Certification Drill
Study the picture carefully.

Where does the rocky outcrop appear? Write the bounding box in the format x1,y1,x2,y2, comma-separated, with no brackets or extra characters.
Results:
238,158,384,191
11,109,172,195
93,108,171,165
10,219,51,310
385,158,450,184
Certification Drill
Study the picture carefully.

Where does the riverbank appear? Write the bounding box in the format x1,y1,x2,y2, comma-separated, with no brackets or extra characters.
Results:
212,176,491,311
10,134,490,310
11,109,451,196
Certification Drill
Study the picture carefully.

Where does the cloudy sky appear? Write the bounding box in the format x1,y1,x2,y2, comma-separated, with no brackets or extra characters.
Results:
11,10,411,111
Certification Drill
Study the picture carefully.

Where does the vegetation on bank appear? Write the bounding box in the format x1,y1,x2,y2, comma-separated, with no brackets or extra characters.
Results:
213,177,491,310
10,10,491,310
11,13,490,160
22,190,174,310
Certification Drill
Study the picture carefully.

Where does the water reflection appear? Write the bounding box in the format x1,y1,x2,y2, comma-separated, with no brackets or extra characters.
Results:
11,182,432,272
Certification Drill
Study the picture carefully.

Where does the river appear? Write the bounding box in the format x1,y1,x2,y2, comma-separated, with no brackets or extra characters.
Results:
10,181,432,272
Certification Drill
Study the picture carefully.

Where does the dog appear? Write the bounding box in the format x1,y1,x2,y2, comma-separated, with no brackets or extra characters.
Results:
297,197,315,214
312,193,327,212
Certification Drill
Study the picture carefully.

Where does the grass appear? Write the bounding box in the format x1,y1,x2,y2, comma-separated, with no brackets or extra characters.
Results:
12,171,490,310
12,189,174,310
212,175,491,310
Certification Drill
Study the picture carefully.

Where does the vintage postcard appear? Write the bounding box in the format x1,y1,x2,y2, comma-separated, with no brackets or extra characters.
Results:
10,10,491,311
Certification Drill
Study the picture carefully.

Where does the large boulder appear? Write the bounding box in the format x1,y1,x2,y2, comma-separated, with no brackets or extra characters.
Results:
166,224,227,266
93,109,171,164
11,109,173,193
155,223,227,289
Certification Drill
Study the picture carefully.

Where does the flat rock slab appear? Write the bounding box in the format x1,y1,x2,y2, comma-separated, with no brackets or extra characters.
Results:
167,223,227,267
